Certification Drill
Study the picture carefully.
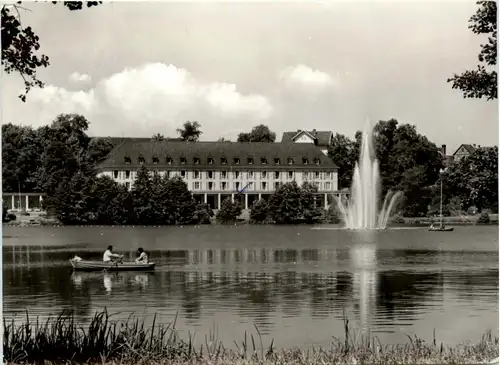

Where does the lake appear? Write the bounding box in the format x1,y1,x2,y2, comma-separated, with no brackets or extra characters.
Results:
2,224,498,349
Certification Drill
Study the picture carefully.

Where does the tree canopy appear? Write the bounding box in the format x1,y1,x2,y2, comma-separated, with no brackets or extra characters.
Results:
237,124,276,143
447,1,497,100
176,121,202,142
1,2,101,101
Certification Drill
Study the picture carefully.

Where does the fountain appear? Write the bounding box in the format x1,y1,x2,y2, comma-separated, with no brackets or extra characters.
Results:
336,121,402,230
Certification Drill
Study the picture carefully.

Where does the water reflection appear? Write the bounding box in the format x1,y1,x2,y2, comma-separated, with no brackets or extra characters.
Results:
3,227,498,348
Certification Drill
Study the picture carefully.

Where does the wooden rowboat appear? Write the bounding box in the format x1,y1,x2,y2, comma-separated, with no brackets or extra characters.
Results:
428,226,454,232
70,259,156,272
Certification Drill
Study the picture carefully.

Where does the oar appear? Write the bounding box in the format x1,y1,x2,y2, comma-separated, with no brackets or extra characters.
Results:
103,256,123,272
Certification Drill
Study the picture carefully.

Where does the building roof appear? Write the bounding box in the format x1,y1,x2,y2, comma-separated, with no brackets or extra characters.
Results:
452,144,477,156
98,140,338,170
281,130,333,147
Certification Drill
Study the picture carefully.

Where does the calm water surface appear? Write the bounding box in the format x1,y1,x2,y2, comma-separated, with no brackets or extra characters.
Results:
3,225,498,349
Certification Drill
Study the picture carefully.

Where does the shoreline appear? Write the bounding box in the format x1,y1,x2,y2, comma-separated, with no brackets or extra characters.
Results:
3,310,498,365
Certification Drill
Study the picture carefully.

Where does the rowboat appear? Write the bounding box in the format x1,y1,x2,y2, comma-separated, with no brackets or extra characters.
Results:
70,259,156,272
428,226,454,232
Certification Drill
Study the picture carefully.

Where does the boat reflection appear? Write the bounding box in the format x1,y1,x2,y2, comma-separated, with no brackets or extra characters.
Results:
70,271,155,293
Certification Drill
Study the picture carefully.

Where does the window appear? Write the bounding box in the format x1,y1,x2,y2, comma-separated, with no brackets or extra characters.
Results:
207,171,214,179
325,182,331,190
194,182,200,190
139,156,145,164
125,170,130,179
325,172,331,179
208,182,214,191
261,182,267,191
221,157,228,165
152,156,159,164
234,171,240,179
314,157,320,165
261,171,267,179
261,157,267,165
221,171,227,179
124,157,131,164
234,158,240,165
248,182,254,191
274,157,280,165
113,170,119,179
314,182,320,189
181,170,186,178
287,158,293,165
180,157,187,165
288,171,293,180
208,157,214,164
235,182,240,191
248,157,254,165
166,156,173,165
274,171,280,179
303,172,309,180
274,182,280,190
248,171,254,178
221,182,227,191
166,171,171,179
194,157,200,165
302,157,309,165
315,171,320,179
194,171,200,179
125,182,130,190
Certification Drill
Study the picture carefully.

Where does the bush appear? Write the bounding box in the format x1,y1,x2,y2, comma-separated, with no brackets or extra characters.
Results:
390,213,405,224
325,204,341,224
477,212,490,224
7,213,17,221
216,198,242,224
193,203,214,224
250,199,269,223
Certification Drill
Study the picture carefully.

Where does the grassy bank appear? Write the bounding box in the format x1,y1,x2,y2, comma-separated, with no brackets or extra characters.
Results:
4,310,498,364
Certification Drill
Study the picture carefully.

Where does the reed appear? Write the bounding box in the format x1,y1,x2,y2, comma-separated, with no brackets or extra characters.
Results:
3,309,498,364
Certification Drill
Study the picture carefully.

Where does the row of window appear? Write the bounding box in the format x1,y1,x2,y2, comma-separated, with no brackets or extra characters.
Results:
125,155,322,166
121,181,334,192
113,170,335,180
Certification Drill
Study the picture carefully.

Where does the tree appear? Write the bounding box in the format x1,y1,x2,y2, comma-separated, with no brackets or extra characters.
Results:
327,133,358,189
448,1,497,100
1,2,101,101
176,121,202,142
250,199,269,223
164,176,198,225
88,137,114,163
301,182,324,223
131,165,154,224
151,133,164,142
193,203,214,224
443,147,498,212
217,137,231,142
237,124,276,143
216,197,242,223
267,181,303,224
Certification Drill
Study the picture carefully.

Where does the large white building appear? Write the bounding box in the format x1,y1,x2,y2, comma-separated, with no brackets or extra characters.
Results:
97,130,344,210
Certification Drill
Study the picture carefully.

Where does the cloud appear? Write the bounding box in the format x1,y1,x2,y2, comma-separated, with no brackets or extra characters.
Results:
69,72,92,83
279,64,336,91
30,63,273,138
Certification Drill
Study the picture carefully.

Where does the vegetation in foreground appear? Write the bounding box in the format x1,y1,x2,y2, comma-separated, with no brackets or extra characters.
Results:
3,309,498,364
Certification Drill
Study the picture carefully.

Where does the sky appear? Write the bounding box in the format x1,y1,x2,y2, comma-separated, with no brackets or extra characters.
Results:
2,0,498,154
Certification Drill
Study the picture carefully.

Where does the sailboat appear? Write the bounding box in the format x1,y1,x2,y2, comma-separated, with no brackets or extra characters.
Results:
429,170,454,232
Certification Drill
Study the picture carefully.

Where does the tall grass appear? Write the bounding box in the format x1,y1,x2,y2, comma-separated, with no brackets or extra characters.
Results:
3,309,498,364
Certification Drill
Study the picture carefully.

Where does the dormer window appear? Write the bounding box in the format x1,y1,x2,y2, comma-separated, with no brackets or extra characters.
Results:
180,157,187,165
194,157,200,165
303,157,309,165
138,156,145,164
234,158,240,165
274,158,280,165
124,157,131,164
208,157,214,165
166,156,173,165
221,157,228,165
152,156,159,164
248,157,254,165
314,157,320,165
287,158,294,165
261,157,267,165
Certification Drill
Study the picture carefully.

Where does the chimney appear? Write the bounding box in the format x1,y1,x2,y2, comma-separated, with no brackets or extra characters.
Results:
441,144,446,156
312,129,317,135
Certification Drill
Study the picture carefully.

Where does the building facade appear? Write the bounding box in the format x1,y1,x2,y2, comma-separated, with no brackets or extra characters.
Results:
97,139,345,210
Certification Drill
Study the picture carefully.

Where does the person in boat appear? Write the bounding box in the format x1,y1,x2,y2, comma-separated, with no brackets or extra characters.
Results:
135,247,148,264
103,245,123,262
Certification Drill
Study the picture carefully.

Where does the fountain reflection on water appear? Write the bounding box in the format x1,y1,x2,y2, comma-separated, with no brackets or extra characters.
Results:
337,121,402,229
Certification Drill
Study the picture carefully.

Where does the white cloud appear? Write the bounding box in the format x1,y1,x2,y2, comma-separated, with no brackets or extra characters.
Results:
30,63,273,138
69,72,92,83
279,64,336,90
